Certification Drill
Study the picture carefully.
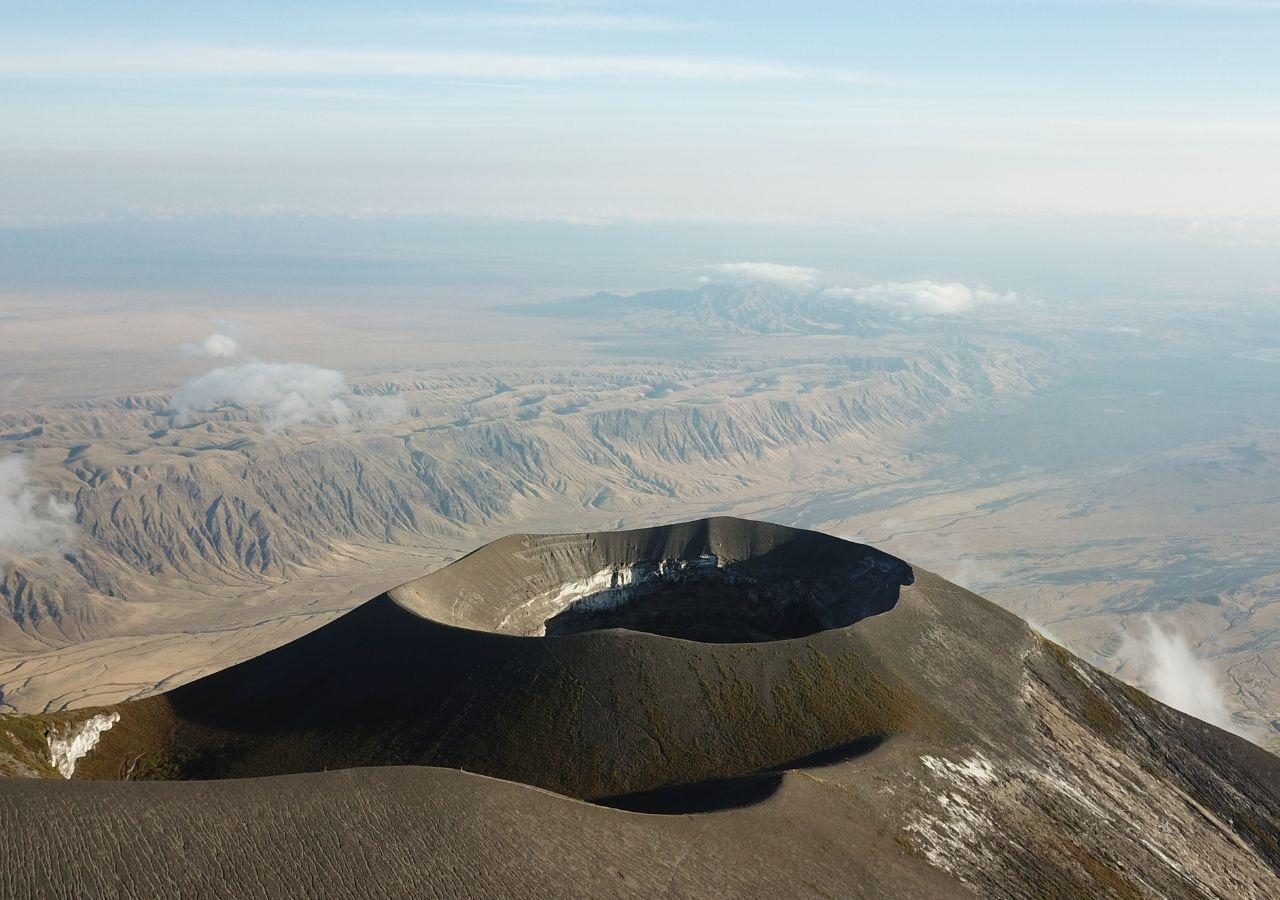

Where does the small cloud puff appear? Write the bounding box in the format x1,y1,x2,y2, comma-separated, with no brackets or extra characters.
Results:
182,333,240,359
822,280,1017,315
1118,621,1250,739
704,262,820,291
171,362,405,429
0,455,75,558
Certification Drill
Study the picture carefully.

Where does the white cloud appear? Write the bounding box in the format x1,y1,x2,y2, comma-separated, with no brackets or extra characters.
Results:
181,333,240,360
1119,621,1249,738
0,456,75,558
822,280,1017,315
0,45,883,85
706,262,821,290
171,362,406,428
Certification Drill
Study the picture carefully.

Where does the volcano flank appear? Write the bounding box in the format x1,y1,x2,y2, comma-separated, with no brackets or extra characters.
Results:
2,517,1278,898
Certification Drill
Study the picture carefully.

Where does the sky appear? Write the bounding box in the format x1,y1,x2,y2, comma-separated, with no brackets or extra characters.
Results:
3,0,1279,230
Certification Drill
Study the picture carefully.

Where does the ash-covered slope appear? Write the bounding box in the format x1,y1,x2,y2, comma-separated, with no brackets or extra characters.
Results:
0,765,962,899
2,517,1279,899
62,519,918,794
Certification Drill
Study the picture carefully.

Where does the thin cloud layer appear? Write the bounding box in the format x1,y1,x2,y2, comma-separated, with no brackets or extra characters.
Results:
700,265,1019,316
2,46,881,85
181,333,240,360
0,456,75,558
705,262,821,290
822,280,1018,315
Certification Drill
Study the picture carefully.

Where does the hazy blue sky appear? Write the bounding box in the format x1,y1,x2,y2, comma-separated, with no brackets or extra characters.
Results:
4,1,1279,228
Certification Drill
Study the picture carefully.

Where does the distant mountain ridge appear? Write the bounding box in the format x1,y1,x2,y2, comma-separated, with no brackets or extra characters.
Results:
504,282,903,336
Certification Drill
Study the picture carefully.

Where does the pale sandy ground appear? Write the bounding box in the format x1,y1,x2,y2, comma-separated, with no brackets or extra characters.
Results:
0,292,570,404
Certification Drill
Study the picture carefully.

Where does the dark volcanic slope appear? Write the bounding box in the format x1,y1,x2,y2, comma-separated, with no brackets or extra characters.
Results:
0,765,960,899
72,518,918,795
3,517,1279,899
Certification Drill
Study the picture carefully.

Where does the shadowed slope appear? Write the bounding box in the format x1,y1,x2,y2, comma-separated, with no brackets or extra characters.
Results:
0,763,962,900
73,518,918,798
